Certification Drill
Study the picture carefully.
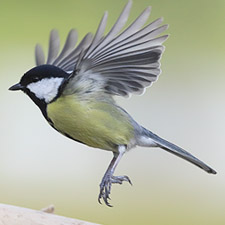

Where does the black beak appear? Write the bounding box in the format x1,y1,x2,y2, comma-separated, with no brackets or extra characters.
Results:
9,83,24,91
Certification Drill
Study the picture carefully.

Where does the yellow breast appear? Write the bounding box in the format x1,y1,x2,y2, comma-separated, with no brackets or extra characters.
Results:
47,95,135,151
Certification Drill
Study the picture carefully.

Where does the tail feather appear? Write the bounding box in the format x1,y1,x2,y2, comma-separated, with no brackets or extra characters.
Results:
141,129,217,174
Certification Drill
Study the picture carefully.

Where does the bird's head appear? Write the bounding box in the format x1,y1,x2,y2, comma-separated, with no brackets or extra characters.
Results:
9,65,69,106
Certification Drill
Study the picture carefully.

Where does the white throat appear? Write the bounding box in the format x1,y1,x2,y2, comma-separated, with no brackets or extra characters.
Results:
27,77,64,103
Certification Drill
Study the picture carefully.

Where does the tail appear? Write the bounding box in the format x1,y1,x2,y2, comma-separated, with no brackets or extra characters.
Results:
139,128,217,174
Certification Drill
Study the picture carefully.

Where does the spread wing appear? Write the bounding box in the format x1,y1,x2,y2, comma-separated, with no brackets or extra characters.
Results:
35,1,168,97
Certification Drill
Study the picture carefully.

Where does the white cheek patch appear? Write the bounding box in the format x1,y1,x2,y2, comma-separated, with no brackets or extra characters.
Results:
27,77,64,103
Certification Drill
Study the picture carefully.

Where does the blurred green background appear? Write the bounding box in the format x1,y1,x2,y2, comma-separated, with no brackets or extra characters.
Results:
1,0,225,224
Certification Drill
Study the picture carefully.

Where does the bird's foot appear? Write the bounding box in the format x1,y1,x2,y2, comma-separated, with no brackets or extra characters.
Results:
98,174,132,207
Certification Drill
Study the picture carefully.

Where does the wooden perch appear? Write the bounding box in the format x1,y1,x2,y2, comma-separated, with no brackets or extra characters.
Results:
0,203,100,225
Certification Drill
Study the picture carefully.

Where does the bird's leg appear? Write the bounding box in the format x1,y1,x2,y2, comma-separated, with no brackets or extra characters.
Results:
98,146,132,207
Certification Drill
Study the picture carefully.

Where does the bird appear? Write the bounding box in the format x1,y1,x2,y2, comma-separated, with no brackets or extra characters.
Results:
9,1,216,207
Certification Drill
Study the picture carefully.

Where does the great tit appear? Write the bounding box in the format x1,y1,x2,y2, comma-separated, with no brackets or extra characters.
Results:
9,1,216,207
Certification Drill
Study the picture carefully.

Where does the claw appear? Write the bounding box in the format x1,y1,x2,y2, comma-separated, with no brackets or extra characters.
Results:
103,195,112,207
124,175,132,185
98,174,132,207
98,196,102,204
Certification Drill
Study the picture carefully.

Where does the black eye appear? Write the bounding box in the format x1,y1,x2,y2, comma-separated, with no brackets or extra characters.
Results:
33,77,39,82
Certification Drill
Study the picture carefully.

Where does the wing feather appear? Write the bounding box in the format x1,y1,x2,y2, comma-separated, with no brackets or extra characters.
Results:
84,12,108,57
91,6,151,59
46,30,60,64
92,24,167,62
53,29,78,66
35,44,45,66
58,33,93,72
90,36,168,66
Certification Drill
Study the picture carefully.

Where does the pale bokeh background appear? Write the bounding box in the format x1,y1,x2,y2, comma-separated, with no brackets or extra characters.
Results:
0,0,225,224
